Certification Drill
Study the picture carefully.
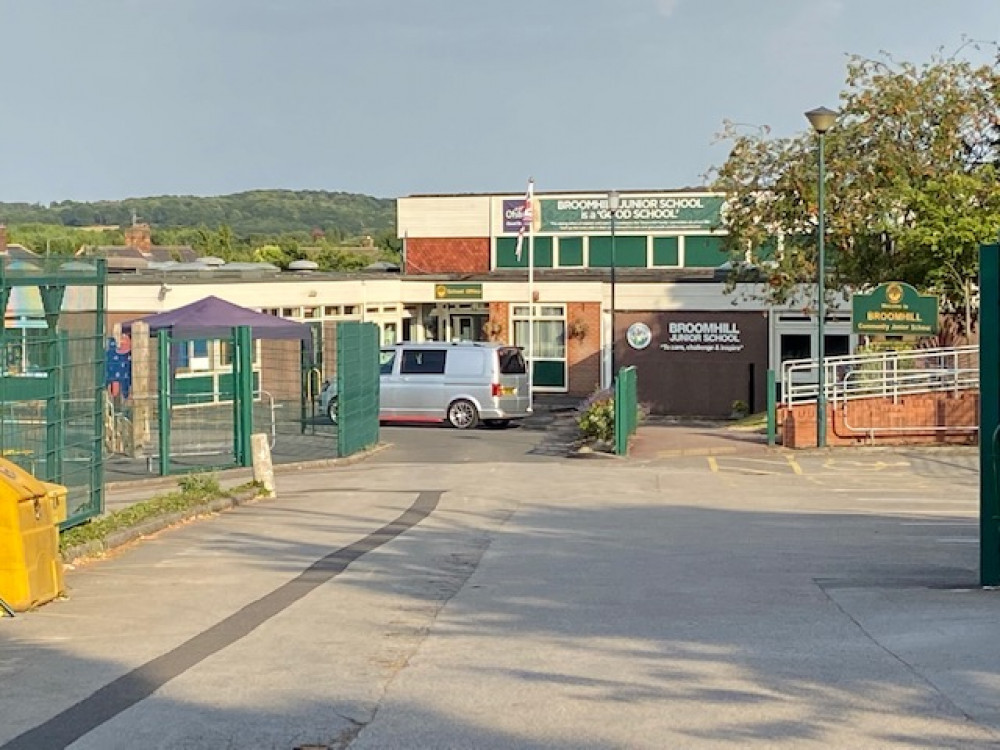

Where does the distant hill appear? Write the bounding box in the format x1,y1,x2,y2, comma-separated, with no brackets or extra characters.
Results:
0,190,396,236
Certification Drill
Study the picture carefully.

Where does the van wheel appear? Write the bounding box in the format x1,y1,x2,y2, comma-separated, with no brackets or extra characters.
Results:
327,396,338,424
484,419,510,429
447,399,479,429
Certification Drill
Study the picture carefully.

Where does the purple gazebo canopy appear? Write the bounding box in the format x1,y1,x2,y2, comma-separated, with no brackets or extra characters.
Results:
122,295,311,342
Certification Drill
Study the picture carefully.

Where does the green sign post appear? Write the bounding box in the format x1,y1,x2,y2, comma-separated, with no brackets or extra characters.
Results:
851,282,939,336
980,243,1000,586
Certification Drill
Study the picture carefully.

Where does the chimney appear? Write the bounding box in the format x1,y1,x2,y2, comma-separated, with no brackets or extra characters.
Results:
125,223,153,254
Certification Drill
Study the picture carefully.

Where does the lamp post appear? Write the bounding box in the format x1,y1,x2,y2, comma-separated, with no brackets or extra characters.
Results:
805,106,837,448
608,190,620,381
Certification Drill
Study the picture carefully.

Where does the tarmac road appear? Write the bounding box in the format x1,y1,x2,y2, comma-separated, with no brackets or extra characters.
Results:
2,425,999,749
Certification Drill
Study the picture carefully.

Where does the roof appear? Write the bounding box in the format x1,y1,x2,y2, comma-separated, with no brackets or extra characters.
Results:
121,295,312,342
2,244,40,260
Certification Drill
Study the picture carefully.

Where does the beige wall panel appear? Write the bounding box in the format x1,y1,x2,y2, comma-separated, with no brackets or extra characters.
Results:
398,196,492,238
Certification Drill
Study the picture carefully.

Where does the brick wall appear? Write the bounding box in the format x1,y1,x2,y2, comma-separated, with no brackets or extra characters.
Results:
567,301,601,396
782,391,979,448
406,237,490,274
487,302,510,342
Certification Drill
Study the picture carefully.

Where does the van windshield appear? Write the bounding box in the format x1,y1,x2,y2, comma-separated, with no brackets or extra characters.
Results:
498,347,527,374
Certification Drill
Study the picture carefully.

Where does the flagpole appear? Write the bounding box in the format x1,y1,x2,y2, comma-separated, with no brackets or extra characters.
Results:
527,179,535,412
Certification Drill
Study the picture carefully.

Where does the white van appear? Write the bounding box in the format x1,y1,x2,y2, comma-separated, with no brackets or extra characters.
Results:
320,342,531,429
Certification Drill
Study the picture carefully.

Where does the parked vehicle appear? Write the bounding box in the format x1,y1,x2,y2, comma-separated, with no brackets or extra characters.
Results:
319,342,530,429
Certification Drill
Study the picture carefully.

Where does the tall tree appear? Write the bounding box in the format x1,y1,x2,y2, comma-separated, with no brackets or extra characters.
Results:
711,42,1000,332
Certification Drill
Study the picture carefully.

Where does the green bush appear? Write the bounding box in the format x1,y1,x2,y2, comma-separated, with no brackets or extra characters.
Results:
177,472,222,497
578,398,615,443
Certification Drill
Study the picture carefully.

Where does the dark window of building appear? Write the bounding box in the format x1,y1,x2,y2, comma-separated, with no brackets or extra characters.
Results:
780,334,812,362
824,335,850,357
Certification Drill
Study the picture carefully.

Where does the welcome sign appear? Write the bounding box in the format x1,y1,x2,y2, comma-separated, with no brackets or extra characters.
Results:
852,282,939,335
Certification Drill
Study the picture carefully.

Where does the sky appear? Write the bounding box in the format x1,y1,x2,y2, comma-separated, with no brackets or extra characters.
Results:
2,0,999,204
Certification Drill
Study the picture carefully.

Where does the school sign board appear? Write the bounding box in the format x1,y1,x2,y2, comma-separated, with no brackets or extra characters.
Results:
852,282,938,335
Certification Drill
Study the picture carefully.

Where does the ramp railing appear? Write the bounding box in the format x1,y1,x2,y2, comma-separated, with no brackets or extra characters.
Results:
781,345,979,435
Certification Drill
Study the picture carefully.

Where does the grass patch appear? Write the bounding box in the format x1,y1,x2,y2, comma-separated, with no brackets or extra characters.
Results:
60,473,262,553
729,411,768,431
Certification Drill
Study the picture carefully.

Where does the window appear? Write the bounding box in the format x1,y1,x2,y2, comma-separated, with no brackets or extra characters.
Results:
825,335,850,358
499,348,527,374
511,304,566,359
400,349,446,374
379,350,397,374
780,334,812,362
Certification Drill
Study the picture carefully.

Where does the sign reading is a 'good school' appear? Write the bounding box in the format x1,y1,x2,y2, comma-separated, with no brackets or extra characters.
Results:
852,282,938,335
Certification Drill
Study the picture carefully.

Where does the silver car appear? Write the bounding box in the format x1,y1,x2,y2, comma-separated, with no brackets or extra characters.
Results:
320,342,531,429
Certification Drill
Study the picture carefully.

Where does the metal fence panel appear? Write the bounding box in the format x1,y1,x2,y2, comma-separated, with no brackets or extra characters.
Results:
0,259,106,528
336,321,379,457
614,366,638,456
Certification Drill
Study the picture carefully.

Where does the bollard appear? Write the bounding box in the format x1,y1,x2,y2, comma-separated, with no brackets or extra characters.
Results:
251,433,277,499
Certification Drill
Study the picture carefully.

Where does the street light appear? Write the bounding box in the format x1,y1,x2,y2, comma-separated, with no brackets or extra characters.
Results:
608,190,620,381
805,106,837,448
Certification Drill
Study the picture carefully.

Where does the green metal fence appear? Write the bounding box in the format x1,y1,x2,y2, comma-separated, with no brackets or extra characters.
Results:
614,366,638,456
336,321,379,457
103,318,380,479
0,258,107,528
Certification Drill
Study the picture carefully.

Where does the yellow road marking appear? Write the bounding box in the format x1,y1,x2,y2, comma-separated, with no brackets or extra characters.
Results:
707,456,719,472
658,446,739,458
785,454,803,475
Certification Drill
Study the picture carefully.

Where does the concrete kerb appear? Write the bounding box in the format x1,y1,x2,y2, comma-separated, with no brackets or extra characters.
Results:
70,442,393,566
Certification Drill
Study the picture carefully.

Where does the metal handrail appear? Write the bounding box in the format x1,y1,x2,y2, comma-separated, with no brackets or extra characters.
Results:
781,345,979,408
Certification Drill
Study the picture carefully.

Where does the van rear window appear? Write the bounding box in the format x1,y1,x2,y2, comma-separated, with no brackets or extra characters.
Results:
498,348,527,374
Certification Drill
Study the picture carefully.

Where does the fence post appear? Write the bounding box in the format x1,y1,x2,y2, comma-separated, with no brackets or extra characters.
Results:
980,243,1000,586
767,369,776,446
234,326,254,467
157,329,171,477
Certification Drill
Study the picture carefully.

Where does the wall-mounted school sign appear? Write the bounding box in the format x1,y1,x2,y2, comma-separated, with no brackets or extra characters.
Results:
659,320,745,353
501,194,724,234
434,283,483,300
540,195,723,233
852,282,938,335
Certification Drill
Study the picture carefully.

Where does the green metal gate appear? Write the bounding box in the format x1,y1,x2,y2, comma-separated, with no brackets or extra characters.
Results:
614,366,638,456
0,258,107,528
336,321,379,457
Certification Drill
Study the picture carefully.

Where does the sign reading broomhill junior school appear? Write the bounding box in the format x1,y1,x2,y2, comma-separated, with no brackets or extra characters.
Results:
852,282,939,335
542,195,723,232
502,194,725,233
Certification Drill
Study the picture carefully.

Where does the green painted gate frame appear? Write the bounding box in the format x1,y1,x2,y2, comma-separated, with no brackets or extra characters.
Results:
614,366,638,456
980,243,1000,586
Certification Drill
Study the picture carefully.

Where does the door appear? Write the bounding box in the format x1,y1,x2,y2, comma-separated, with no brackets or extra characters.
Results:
452,315,483,342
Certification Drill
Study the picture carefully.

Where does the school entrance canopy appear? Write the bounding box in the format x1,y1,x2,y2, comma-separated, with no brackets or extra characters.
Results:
122,295,311,342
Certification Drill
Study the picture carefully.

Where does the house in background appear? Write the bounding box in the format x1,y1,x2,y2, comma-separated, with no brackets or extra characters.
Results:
77,222,199,272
